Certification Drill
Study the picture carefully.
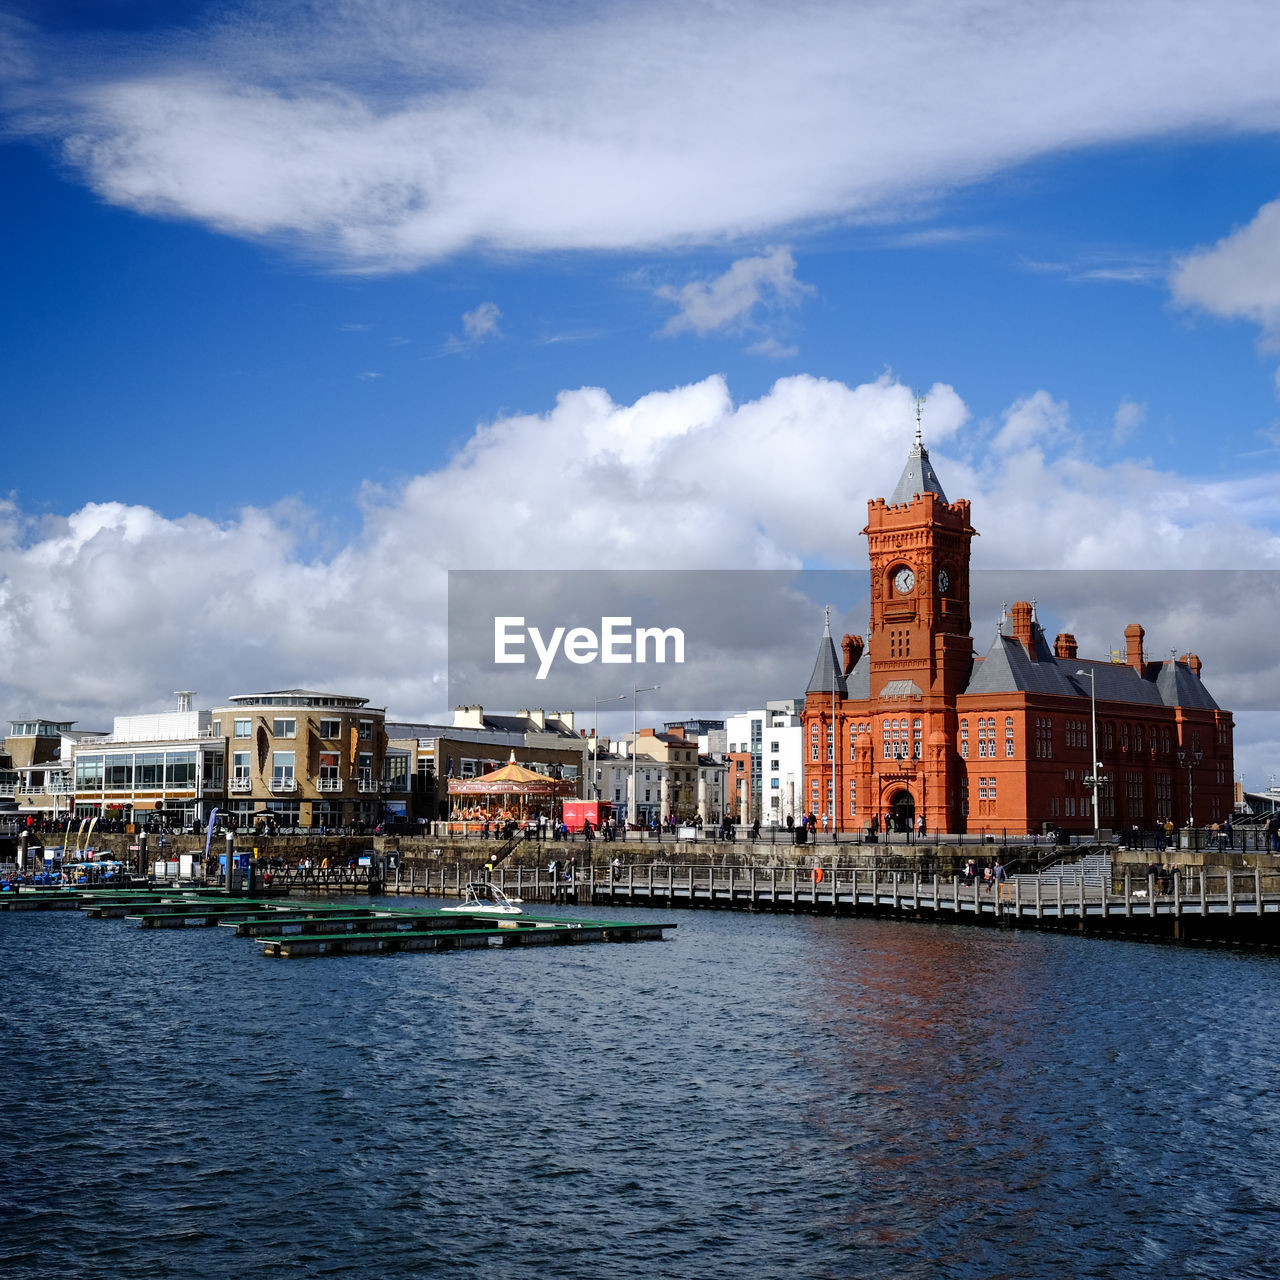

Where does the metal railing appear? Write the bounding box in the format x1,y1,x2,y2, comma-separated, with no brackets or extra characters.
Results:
230,777,252,793
316,777,342,792
269,777,297,793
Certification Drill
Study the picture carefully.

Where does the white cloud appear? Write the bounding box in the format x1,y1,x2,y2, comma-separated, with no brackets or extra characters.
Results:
1171,198,1280,335
10,2,1280,269
747,337,799,359
992,390,1073,453
2,372,1277,742
462,301,502,341
1113,398,1146,444
656,248,811,337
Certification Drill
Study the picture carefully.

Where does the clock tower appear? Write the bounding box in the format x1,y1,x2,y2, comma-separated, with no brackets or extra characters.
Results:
864,430,976,698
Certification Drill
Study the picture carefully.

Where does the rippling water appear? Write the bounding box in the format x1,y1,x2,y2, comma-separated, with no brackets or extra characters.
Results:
2,900,1278,1279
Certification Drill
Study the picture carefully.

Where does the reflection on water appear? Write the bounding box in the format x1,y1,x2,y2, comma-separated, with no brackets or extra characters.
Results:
1,903,1277,1279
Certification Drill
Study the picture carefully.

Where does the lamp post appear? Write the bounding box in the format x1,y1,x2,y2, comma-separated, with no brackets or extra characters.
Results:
629,684,660,830
1176,748,1204,830
1076,668,1102,844
591,693,628,803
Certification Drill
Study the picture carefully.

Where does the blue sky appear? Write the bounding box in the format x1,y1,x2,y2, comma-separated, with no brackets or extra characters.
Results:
2,0,1280,779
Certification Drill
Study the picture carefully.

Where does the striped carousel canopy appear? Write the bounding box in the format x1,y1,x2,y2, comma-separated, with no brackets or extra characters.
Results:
446,752,576,797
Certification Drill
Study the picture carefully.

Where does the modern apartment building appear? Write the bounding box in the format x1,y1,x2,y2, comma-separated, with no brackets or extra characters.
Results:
211,689,394,829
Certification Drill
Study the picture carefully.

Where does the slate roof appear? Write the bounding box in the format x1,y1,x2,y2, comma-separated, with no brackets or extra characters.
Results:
878,679,924,700
806,628,848,697
845,654,871,699
889,440,948,506
962,625,1220,710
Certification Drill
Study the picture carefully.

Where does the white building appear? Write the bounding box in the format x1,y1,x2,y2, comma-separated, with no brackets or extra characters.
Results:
725,700,805,825
70,693,226,827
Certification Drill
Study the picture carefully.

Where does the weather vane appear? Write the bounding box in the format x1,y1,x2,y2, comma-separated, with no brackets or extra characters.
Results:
913,389,925,446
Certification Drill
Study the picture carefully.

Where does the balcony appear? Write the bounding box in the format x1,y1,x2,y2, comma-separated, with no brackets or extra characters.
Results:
357,777,379,793
316,777,342,792
0,783,16,798
230,776,252,793
270,777,297,793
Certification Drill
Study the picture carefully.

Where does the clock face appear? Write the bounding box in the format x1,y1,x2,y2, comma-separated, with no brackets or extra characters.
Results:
937,568,950,594
893,566,915,594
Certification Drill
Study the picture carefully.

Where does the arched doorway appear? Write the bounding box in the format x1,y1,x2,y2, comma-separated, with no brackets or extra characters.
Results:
889,789,915,833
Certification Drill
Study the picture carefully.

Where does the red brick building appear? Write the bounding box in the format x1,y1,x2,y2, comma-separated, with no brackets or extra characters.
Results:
803,435,1234,837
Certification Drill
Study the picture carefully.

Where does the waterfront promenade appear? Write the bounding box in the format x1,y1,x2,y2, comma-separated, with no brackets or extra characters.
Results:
375,858,1280,945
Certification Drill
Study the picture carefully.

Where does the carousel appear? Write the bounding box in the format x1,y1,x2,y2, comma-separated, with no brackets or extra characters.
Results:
446,752,576,835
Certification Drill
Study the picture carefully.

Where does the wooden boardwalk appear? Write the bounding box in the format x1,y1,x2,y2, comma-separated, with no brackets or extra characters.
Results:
476,863,1280,943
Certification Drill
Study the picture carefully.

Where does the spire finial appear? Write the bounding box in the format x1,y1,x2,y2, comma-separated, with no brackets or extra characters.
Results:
913,389,925,449
823,603,832,636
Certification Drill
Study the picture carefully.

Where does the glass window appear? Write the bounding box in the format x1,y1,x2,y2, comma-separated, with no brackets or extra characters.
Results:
203,753,224,787
166,751,197,787
135,752,165,788
105,753,134,789
319,718,341,739
75,755,104,789
234,719,251,738
272,718,296,738
271,751,295,781
358,719,373,741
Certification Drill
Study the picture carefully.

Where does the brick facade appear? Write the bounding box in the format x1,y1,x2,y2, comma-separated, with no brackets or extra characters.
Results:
804,441,1234,836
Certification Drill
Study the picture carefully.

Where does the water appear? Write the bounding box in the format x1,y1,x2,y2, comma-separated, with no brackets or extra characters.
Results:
2,901,1278,1279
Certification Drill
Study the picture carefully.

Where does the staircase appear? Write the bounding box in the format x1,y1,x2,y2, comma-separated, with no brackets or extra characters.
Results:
1014,853,1112,893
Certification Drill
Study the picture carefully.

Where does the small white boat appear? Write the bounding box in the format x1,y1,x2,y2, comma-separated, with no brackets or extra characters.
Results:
441,881,524,915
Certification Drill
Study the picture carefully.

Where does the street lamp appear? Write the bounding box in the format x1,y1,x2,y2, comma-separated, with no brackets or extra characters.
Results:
1076,668,1102,844
591,693,628,802
629,684,660,829
1176,748,1204,830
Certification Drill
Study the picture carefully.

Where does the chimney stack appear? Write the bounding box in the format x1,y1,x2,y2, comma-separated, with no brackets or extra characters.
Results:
1011,601,1037,661
841,633,864,675
1054,633,1078,661
1180,652,1203,678
1125,623,1145,669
